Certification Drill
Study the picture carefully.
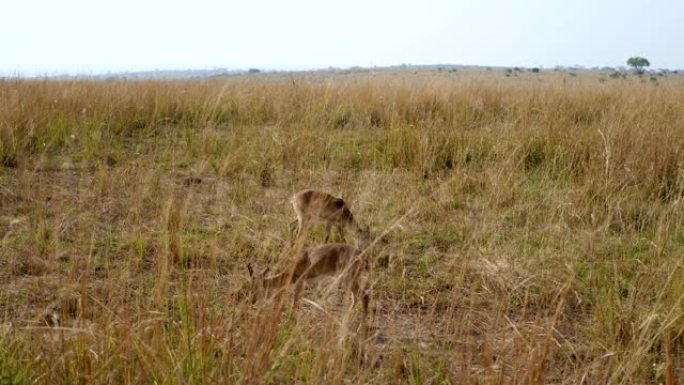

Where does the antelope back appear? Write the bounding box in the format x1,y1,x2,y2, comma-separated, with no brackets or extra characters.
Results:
293,190,354,223
304,243,362,278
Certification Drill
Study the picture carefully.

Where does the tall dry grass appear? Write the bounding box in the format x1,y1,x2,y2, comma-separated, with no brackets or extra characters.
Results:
1,69,683,384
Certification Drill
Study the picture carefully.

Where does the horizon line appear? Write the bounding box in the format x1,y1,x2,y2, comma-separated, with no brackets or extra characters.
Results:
2,62,681,79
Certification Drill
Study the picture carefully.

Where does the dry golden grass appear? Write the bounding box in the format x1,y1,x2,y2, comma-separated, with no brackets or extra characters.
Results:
1,68,684,384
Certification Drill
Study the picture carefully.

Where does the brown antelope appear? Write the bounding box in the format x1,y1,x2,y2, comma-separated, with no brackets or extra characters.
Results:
247,243,370,312
289,189,370,245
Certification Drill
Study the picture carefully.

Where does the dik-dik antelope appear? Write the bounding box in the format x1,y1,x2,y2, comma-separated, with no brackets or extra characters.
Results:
247,243,370,312
289,189,370,245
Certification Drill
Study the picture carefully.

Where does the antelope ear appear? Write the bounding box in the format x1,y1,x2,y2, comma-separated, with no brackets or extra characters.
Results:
247,263,254,278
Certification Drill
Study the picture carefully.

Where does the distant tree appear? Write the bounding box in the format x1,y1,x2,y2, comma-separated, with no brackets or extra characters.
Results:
248,68,261,73
530,67,540,73
626,57,650,75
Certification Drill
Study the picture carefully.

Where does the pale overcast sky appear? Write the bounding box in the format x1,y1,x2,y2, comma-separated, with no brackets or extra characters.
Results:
2,0,683,76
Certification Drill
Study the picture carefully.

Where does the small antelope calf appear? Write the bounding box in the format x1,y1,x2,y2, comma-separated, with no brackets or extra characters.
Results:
289,189,370,245
247,243,370,311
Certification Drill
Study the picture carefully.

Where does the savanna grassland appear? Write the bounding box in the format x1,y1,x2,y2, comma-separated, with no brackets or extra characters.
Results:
1,68,684,384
